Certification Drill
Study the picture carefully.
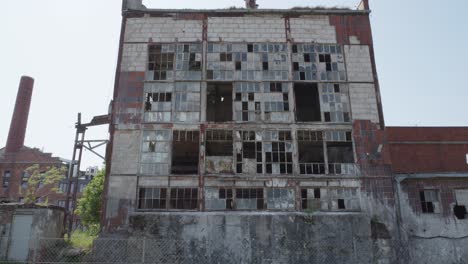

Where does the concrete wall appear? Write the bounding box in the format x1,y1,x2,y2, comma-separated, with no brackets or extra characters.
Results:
0,205,64,260
109,212,396,264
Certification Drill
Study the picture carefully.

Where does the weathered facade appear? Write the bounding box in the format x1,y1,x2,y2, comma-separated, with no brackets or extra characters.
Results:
103,0,468,263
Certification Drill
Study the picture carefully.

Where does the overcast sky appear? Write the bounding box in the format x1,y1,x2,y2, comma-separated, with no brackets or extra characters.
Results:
1,0,467,168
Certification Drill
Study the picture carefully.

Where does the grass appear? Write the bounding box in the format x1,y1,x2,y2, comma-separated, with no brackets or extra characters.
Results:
68,230,97,250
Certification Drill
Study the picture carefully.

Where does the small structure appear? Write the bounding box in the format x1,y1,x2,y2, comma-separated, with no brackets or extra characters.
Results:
0,203,64,262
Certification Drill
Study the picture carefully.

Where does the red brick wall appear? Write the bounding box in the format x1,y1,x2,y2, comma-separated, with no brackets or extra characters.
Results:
387,127,468,173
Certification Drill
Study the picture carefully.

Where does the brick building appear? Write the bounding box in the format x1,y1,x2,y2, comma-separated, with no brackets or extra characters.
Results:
0,76,89,209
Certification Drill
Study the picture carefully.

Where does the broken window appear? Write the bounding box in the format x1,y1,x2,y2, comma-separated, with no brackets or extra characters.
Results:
454,189,468,219
2,170,11,188
267,188,295,210
301,188,322,210
298,131,325,175
148,44,175,80
207,43,288,81
420,190,440,213
144,83,172,122
294,83,321,122
140,130,171,175
321,84,351,123
206,130,233,156
170,188,198,210
235,131,263,174
326,131,355,175
138,188,167,210
171,130,199,175
207,83,233,122
234,83,261,122
176,43,202,80
292,43,345,81
174,83,200,122
264,131,293,174
264,82,290,122
235,188,264,210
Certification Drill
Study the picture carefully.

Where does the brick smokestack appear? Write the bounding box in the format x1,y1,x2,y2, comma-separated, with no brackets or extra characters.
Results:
245,0,258,9
5,76,34,153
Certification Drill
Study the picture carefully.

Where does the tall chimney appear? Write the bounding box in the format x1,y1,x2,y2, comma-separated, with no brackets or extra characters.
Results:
245,0,258,9
5,76,34,153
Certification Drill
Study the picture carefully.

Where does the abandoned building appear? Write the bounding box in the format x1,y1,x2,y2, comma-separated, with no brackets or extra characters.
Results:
96,0,468,262
0,76,90,209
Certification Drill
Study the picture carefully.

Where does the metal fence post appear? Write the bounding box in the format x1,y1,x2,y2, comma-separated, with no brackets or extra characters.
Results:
33,238,38,264
142,238,146,263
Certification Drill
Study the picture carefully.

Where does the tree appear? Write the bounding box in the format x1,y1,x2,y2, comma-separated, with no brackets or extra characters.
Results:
75,169,104,233
20,164,67,205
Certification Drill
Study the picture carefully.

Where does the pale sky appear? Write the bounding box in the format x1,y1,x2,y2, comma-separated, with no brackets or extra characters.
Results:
1,0,467,168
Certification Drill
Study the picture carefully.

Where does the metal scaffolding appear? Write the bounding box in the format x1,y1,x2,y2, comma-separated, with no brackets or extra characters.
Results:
64,113,110,237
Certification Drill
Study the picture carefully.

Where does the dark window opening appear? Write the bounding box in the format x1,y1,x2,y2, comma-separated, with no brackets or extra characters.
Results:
327,142,354,163
247,44,253,52
189,53,201,71
138,188,167,209
454,204,467,220
171,130,199,175
170,188,198,210
338,199,346,209
292,45,298,53
298,131,325,175
263,62,269,70
294,83,321,122
207,83,233,122
206,130,233,156
219,188,234,210
235,61,242,70
293,62,299,71
304,54,310,62
420,190,439,213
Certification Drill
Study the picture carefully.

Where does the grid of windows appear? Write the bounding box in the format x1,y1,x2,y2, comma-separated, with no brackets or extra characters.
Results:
292,43,346,81
170,188,198,210
206,130,233,156
234,83,261,121
138,188,167,209
175,43,202,80
207,43,289,81
321,83,350,123
148,44,175,80
264,131,293,174
140,130,171,175
174,83,201,122
298,131,325,175
235,188,264,210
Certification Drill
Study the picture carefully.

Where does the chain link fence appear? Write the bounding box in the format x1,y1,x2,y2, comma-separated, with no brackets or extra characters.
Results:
1,235,389,264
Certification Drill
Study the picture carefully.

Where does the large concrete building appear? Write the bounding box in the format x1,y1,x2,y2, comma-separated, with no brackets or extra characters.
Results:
102,0,468,263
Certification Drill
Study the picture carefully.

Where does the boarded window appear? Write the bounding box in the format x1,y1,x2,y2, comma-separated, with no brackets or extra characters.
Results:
207,83,233,122
298,131,325,175
148,44,175,80
294,83,321,122
170,188,198,210
138,188,167,209
206,130,233,156
267,188,295,210
172,130,199,175
420,190,440,213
